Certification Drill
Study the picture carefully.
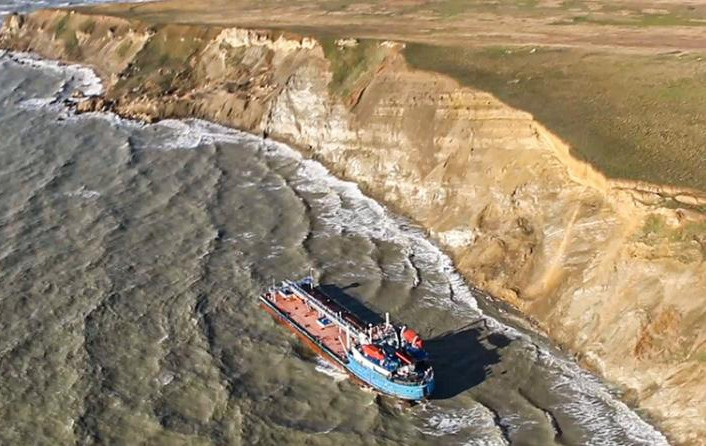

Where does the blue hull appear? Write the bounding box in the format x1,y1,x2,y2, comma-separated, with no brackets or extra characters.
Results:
345,353,434,401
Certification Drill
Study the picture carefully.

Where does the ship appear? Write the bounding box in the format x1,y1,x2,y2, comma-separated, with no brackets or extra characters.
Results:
259,276,435,401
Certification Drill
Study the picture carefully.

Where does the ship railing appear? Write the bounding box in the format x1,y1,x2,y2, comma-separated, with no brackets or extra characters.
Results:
391,370,434,386
282,280,364,339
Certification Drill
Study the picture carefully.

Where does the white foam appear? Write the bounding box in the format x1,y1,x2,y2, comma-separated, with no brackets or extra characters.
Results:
257,136,668,445
418,404,509,446
126,119,255,151
5,52,670,445
121,119,666,445
156,371,174,387
538,347,668,446
498,412,540,440
2,51,102,117
313,358,348,383
17,97,56,109
435,228,477,248
5,52,103,99
65,185,100,199
263,139,482,316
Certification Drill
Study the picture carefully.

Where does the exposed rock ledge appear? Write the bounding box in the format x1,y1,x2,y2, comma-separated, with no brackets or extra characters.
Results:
3,9,706,444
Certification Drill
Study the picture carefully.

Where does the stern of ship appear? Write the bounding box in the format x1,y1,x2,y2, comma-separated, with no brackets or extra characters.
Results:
345,352,434,401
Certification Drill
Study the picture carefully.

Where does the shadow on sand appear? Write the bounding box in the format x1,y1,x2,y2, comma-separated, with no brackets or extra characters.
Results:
318,283,509,400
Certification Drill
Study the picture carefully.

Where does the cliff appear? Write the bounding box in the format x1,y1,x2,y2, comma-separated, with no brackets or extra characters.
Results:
3,9,706,444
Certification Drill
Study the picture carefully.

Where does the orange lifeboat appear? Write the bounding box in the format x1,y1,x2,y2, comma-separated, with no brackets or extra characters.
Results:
403,328,424,349
362,344,386,361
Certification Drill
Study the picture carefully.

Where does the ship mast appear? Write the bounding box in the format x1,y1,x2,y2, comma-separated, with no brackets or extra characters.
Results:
309,267,316,288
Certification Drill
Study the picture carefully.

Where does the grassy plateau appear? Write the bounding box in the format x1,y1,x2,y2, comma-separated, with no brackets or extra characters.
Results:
77,0,706,192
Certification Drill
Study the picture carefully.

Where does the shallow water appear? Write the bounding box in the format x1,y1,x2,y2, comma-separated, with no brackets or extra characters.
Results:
0,9,670,446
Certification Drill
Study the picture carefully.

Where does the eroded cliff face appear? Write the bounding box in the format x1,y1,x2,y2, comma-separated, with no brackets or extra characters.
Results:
3,9,706,444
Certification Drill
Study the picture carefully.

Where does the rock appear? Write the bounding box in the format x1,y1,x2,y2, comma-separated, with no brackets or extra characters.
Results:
75,96,112,114
335,38,358,48
6,13,25,34
71,89,86,100
675,194,704,206
5,10,706,440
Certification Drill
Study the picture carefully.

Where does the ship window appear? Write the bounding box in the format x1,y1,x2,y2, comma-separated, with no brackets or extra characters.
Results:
317,316,333,327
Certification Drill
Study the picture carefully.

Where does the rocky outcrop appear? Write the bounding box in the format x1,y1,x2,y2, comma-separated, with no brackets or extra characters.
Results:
3,8,706,444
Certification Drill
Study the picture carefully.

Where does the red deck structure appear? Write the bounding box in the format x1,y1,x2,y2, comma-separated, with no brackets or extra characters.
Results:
265,290,348,360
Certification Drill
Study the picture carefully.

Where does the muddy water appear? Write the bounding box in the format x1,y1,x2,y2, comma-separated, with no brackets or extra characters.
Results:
0,41,669,446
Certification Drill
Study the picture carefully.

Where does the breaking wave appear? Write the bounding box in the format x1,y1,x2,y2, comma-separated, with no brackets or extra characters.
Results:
314,358,349,383
0,50,670,445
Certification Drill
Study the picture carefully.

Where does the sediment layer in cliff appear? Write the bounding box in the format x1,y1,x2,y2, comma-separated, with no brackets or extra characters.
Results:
3,8,706,444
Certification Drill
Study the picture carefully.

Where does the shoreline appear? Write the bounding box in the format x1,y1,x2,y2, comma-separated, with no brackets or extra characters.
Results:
3,8,706,443
4,45,672,446
2,47,671,443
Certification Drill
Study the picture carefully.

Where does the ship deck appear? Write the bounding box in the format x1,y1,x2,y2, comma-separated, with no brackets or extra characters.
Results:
268,292,348,360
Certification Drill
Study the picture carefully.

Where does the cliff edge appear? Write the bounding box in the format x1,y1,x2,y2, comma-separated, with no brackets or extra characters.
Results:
3,9,706,444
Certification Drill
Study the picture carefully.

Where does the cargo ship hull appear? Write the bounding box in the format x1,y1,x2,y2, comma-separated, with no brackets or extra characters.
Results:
259,298,347,370
259,279,434,401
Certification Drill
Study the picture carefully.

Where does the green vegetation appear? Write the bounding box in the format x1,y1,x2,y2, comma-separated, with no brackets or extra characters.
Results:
380,0,706,24
640,214,706,244
404,44,706,191
79,19,96,34
433,0,475,18
53,14,81,59
116,40,132,58
318,0,352,13
634,13,705,27
62,32,80,58
643,215,669,238
556,12,706,27
53,14,70,38
678,221,706,243
425,0,548,18
318,38,386,98
115,25,214,96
